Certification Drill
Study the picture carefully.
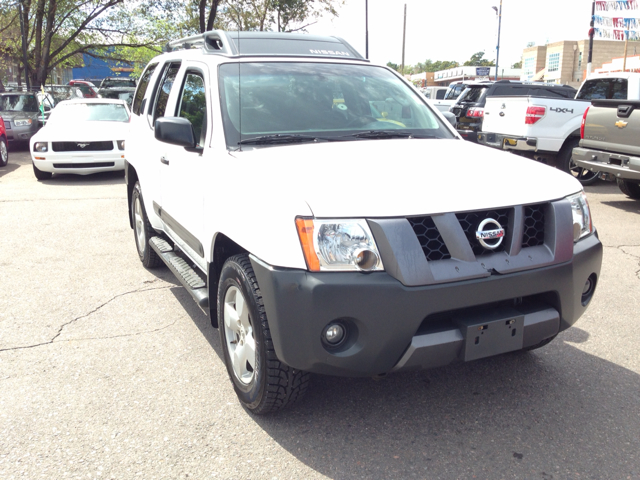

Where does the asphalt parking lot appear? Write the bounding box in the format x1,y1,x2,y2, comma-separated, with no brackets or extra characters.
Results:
1,144,639,480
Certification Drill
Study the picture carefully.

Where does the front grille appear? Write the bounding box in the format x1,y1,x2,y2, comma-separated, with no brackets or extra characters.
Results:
457,208,510,256
52,141,113,152
52,162,115,169
408,216,451,261
522,204,545,248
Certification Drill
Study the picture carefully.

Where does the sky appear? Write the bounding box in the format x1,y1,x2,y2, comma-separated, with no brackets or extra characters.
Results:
307,0,596,68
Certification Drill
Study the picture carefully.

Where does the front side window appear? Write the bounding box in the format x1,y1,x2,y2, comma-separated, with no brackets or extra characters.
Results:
218,62,454,148
444,83,465,100
153,63,181,123
132,63,157,115
457,86,488,103
177,72,207,147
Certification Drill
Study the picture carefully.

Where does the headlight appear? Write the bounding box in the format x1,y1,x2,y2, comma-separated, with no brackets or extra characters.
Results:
15,119,33,126
117,140,125,150
567,191,593,241
296,218,384,272
33,142,48,152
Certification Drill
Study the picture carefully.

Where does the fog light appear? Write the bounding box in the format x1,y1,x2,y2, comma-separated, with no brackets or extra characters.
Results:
324,324,345,345
581,273,597,306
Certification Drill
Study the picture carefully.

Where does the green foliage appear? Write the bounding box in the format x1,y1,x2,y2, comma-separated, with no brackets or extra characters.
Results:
512,60,522,69
389,59,460,75
386,61,399,71
463,51,495,67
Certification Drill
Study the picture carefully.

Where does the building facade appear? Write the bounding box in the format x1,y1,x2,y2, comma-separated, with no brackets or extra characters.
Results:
521,40,628,87
432,66,522,86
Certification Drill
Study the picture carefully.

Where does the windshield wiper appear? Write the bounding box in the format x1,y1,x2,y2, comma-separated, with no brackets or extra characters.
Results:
237,134,329,145
342,130,438,140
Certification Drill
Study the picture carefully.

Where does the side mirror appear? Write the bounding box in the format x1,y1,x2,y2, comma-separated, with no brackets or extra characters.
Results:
155,116,202,153
442,111,457,129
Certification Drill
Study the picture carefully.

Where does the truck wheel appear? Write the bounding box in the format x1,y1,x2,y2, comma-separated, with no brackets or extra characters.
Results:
131,182,163,268
617,179,640,199
218,254,310,414
32,162,52,180
523,334,557,351
559,138,599,186
0,138,7,167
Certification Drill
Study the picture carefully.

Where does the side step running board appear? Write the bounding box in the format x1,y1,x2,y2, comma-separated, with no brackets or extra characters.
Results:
149,237,209,309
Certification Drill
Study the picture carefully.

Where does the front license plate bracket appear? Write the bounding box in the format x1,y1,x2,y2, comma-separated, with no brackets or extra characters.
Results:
453,307,525,361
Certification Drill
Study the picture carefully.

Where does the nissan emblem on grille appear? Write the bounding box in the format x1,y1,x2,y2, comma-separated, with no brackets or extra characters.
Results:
475,218,505,250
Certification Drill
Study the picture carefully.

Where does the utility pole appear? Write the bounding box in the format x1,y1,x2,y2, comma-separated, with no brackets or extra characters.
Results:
18,0,31,90
401,4,407,75
494,0,502,81
365,0,369,59
587,0,595,78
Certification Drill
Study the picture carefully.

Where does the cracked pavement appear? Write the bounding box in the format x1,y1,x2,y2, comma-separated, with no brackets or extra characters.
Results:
1,147,639,479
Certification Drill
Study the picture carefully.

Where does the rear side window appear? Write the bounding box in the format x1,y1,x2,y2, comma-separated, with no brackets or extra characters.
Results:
435,89,446,99
576,78,628,100
153,63,181,123
458,86,487,103
132,63,157,115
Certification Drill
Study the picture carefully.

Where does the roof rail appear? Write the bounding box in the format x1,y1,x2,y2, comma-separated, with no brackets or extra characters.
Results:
164,30,367,62
165,31,233,54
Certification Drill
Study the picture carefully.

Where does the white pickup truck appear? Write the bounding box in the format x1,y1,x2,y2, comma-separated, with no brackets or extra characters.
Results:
478,73,640,185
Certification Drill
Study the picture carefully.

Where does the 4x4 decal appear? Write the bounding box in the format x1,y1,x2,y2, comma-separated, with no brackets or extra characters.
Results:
550,107,574,114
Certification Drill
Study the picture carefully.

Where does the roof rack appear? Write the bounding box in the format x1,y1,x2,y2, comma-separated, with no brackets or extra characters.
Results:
164,30,367,62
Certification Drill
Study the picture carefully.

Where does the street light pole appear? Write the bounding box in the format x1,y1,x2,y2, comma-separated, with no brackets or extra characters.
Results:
365,0,369,60
494,0,502,81
587,0,595,77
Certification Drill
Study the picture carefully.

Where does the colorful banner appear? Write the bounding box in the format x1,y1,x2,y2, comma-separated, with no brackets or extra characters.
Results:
594,15,640,29
594,27,640,39
595,0,639,11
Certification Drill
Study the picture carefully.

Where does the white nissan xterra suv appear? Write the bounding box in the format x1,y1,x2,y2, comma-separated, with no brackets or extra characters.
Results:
125,31,603,414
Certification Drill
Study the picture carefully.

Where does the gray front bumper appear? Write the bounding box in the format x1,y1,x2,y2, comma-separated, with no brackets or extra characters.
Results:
573,146,640,181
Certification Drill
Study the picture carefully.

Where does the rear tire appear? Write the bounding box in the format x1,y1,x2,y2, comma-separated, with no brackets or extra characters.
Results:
218,254,310,414
617,179,640,199
558,138,599,186
32,162,52,180
131,181,163,268
0,138,7,167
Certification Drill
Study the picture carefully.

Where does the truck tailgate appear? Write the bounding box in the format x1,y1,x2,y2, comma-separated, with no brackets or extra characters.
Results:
482,96,530,136
581,99,640,156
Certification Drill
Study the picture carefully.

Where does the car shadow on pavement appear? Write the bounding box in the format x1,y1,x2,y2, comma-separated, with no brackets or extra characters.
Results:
0,162,21,179
602,200,640,214
242,328,639,479
41,171,126,186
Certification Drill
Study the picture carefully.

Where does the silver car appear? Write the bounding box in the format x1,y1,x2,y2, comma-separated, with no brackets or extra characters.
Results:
0,93,52,144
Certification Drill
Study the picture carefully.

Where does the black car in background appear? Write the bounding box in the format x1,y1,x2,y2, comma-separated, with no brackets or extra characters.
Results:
450,80,577,142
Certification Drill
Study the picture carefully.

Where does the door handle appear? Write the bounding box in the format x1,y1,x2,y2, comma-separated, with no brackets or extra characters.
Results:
160,157,169,165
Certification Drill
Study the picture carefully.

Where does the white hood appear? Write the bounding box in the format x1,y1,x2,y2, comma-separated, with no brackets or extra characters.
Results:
38,121,129,142
230,138,583,218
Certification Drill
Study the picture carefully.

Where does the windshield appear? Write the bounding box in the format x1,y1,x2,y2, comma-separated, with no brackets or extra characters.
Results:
0,95,39,112
444,83,466,100
456,86,488,104
102,79,136,88
100,90,135,106
218,62,454,147
49,103,129,123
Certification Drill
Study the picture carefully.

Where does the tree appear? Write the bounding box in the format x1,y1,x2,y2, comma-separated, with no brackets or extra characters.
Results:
386,61,399,71
1,0,169,87
463,51,495,67
221,0,342,32
512,60,522,69
388,59,459,74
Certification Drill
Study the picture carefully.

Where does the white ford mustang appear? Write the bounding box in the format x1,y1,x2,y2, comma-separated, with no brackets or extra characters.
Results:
29,98,130,180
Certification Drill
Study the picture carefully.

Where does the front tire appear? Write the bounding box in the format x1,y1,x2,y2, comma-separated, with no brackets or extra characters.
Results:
0,138,8,167
218,254,310,414
131,181,163,268
617,179,640,199
558,138,598,186
32,162,52,180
